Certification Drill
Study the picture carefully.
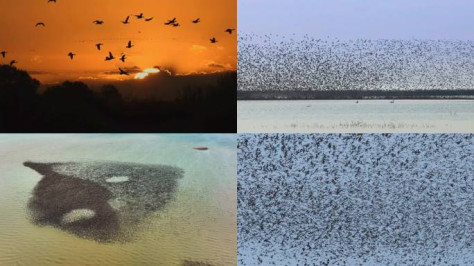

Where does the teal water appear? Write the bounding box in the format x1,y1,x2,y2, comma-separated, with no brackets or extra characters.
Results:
0,134,236,266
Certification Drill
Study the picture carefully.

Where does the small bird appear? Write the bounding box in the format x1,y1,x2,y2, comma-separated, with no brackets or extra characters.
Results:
145,17,154,22
105,52,115,61
36,22,46,27
10,60,17,66
165,18,176,25
225,28,235,34
210,37,217,43
120,54,126,62
135,13,144,19
172,23,180,27
119,68,129,75
126,40,134,48
192,18,200,24
1,51,6,58
93,20,104,25
95,43,103,50
122,16,130,24
48,0,56,3
68,52,75,60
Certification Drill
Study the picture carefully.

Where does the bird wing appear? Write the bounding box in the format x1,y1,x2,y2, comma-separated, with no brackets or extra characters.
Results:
109,52,113,57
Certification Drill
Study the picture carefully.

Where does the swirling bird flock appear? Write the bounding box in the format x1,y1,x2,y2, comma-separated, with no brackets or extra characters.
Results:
238,133,474,265
238,33,474,91
1,0,236,76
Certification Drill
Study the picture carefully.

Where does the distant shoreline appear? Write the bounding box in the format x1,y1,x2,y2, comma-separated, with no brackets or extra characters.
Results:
237,90,474,100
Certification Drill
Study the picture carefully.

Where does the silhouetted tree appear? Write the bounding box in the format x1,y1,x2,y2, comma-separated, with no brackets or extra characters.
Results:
0,65,40,131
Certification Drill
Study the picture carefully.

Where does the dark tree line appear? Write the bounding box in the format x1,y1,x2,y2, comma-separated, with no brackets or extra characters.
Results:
0,65,236,132
238,89,474,100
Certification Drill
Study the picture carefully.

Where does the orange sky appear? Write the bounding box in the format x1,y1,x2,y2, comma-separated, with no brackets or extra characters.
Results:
0,0,236,83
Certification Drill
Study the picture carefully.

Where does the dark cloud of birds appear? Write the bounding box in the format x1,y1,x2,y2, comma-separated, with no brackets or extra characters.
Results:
238,33,474,91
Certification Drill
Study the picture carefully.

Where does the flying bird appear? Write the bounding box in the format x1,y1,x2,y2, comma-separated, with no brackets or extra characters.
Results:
120,54,126,62
68,52,75,60
135,13,144,19
1,51,6,58
210,37,217,43
126,40,134,49
192,18,200,24
145,17,154,22
225,28,235,34
93,20,104,25
95,43,103,50
36,22,46,27
9,60,17,66
119,68,129,75
48,0,56,3
165,18,176,25
122,16,130,24
105,52,115,61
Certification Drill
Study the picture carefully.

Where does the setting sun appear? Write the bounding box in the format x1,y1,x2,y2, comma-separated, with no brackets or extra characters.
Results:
134,67,160,79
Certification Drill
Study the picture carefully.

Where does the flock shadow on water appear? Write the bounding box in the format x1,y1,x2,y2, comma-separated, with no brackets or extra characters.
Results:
24,161,184,242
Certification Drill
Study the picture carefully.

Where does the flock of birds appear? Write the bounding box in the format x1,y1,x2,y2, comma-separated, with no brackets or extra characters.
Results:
1,0,236,76
238,33,474,91
238,134,474,265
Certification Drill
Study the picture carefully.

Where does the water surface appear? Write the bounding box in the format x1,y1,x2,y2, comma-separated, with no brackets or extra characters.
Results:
0,134,236,266
238,100,474,133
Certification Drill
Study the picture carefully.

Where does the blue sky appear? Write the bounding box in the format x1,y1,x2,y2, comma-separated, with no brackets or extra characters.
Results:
238,0,474,39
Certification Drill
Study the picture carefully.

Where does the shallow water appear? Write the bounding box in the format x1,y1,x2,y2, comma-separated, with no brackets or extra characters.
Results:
238,100,474,133
0,134,236,266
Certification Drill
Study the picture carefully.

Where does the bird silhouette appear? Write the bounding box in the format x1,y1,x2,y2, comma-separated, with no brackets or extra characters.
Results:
165,18,176,25
210,37,217,43
135,13,144,19
172,23,180,27
9,60,17,66
145,17,154,22
1,51,6,58
93,20,104,25
105,52,115,61
67,52,75,60
122,16,130,24
126,40,134,49
192,18,200,24
120,54,126,62
95,43,103,50
119,68,129,75
36,22,46,27
48,0,56,3
225,28,235,34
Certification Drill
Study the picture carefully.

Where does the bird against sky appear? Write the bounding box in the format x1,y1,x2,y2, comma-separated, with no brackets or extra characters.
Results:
1,51,6,58
122,16,130,24
225,28,235,34
2,0,236,82
119,68,129,75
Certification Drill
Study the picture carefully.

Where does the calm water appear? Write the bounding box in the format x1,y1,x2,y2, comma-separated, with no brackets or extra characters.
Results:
0,134,236,266
238,100,474,133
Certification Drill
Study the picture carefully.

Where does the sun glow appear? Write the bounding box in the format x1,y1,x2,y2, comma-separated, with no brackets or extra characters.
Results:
134,68,161,79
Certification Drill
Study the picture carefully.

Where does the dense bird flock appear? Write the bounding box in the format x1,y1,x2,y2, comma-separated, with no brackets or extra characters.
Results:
1,0,235,75
238,134,474,265
238,33,474,91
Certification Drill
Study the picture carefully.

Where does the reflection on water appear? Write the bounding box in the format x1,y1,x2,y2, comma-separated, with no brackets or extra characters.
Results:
238,100,474,133
0,134,236,265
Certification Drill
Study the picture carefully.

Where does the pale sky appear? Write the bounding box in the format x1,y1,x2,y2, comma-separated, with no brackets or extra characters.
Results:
238,0,474,39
